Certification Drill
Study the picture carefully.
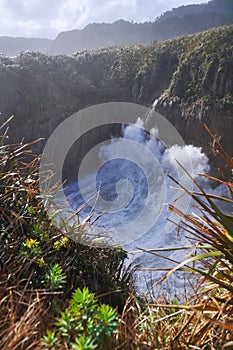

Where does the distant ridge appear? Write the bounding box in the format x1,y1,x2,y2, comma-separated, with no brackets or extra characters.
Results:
0,0,233,56
0,36,51,57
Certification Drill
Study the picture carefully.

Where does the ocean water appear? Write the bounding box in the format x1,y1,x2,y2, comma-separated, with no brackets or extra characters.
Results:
64,119,227,298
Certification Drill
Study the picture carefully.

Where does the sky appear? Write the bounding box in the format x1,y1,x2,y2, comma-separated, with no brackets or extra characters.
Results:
0,0,208,39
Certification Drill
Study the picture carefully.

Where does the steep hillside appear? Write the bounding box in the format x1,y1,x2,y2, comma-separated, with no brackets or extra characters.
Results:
50,20,150,55
0,25,232,172
0,39,182,144
154,26,233,169
0,0,233,56
157,0,233,21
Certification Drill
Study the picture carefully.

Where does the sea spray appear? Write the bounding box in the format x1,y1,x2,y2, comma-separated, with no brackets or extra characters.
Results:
65,118,213,295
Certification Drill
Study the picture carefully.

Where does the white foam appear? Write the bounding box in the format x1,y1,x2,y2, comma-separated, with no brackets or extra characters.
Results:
67,118,215,295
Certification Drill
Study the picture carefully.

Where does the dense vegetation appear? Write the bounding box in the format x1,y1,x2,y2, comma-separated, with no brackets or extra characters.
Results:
0,124,134,349
168,26,233,104
154,26,233,171
0,25,232,172
0,118,232,350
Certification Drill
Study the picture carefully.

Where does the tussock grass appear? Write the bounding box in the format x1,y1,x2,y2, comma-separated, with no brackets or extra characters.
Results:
1,121,232,349
0,120,134,349
122,125,232,349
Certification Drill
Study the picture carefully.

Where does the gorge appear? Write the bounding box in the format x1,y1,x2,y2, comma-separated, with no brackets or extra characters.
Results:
0,25,232,177
1,2,233,347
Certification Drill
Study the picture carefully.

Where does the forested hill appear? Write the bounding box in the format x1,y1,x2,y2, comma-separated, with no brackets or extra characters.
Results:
0,25,232,173
1,0,233,56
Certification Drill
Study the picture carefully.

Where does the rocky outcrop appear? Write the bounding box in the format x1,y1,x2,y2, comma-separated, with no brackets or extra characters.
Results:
153,26,233,173
154,96,233,174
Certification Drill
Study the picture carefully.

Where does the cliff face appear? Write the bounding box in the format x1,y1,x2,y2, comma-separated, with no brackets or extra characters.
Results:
0,41,180,145
0,26,232,173
153,26,233,171
154,97,233,173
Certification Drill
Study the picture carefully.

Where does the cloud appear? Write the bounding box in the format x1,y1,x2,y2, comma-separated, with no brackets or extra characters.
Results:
1,0,63,20
0,0,207,38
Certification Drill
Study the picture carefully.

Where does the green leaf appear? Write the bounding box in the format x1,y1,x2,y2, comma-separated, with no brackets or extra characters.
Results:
162,251,224,281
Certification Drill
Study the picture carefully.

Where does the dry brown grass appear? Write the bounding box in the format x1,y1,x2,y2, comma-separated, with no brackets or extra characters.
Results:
0,122,133,349
0,288,46,350
115,126,233,350
1,120,232,349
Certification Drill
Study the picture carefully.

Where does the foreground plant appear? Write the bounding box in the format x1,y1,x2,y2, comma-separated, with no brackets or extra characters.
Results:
145,126,233,348
2,117,233,349
0,120,133,349
41,287,119,349
116,126,233,349
167,126,233,291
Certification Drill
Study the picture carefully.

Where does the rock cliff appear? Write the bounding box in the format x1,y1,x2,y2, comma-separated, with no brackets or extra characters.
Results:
154,26,233,172
0,26,232,174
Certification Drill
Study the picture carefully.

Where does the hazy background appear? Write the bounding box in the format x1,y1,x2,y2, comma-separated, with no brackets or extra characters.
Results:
0,0,207,38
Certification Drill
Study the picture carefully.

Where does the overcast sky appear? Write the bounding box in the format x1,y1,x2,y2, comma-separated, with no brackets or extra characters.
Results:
0,0,207,39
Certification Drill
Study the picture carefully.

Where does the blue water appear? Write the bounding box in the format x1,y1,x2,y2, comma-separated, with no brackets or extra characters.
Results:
63,120,226,297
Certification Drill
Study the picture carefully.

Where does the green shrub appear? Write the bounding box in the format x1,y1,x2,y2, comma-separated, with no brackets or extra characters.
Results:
41,287,119,349
0,121,134,349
